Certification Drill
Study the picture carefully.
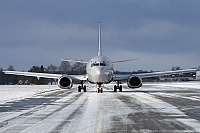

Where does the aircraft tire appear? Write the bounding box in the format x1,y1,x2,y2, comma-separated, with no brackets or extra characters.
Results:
119,85,122,92
114,85,117,92
84,86,86,92
78,86,81,92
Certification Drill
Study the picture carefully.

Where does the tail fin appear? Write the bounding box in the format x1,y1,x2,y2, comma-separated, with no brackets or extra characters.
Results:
98,22,102,56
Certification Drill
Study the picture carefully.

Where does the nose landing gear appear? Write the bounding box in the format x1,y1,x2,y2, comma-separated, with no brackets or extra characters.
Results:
97,84,103,93
97,87,103,93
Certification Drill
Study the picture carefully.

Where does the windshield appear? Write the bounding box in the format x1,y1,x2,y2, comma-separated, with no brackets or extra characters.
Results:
91,62,106,67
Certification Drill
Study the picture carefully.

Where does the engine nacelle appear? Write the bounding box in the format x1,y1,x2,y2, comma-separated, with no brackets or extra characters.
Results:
58,76,73,89
127,76,142,88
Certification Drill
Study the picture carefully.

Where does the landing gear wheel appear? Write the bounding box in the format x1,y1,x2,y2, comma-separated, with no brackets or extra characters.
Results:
114,85,117,92
78,82,86,92
119,85,122,92
84,86,86,92
100,88,103,93
97,87,103,93
114,85,123,92
78,86,81,92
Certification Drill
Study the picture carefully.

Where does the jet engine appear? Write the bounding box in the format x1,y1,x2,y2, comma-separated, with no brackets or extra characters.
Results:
127,76,142,88
58,76,73,89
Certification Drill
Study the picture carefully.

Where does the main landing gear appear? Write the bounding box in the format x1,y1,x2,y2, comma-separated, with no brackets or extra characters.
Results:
114,81,122,92
78,81,86,92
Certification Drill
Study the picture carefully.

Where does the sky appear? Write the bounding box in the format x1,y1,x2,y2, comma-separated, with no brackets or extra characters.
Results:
0,0,199,72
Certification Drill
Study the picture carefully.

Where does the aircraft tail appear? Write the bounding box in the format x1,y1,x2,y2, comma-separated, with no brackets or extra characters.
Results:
98,22,102,56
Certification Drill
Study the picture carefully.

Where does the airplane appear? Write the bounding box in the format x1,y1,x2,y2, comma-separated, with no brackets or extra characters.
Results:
4,22,197,93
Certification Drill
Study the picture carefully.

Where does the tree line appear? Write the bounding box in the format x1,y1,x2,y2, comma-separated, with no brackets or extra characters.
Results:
0,63,198,85
0,61,86,85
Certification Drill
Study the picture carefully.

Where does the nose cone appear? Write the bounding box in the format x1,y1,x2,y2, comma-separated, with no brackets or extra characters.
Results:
93,67,107,83
95,67,104,75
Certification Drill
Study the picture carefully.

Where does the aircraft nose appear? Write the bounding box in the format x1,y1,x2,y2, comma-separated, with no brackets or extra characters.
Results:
93,67,105,83
95,67,104,75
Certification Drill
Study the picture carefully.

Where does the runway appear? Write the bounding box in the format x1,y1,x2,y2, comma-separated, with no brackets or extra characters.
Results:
0,82,200,133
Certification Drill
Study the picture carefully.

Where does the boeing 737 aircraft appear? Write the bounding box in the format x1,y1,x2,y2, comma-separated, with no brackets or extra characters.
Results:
4,23,197,93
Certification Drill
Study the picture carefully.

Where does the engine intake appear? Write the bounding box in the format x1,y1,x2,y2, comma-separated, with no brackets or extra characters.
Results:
58,76,73,89
127,76,142,88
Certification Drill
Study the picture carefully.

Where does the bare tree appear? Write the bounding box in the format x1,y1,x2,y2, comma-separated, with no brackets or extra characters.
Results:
46,64,58,73
0,68,5,85
71,62,86,74
59,61,71,74
46,64,58,85
6,65,17,84
7,65,15,71
28,65,47,85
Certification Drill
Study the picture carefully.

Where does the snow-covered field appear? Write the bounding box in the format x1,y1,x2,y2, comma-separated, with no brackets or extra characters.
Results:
151,81,200,88
0,85,59,104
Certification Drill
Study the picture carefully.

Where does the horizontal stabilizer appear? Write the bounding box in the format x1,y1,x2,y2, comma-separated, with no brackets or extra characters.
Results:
112,58,139,64
61,59,88,64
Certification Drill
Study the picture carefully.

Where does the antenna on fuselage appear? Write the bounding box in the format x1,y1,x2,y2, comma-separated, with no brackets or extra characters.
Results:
98,22,102,56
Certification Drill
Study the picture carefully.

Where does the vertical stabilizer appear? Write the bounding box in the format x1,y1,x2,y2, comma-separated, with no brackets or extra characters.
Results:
98,22,102,56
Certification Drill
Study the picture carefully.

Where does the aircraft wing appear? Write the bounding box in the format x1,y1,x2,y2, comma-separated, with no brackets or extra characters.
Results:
3,71,87,81
113,69,197,81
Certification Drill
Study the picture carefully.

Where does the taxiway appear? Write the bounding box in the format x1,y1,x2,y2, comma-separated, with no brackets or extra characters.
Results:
0,82,200,132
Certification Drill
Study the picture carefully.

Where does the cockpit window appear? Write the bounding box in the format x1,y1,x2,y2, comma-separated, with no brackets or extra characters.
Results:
100,63,106,66
91,61,106,67
93,63,99,66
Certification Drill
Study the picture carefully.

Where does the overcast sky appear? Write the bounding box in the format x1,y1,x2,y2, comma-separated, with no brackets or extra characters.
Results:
0,0,199,71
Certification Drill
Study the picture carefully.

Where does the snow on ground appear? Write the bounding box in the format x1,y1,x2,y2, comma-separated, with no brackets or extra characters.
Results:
0,82,199,104
1,82,200,132
146,81,200,89
0,85,59,104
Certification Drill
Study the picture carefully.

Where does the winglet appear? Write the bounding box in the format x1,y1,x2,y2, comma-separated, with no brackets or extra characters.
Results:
98,22,102,56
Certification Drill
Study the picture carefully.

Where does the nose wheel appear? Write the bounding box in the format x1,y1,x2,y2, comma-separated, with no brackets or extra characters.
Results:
97,87,103,93
97,84,103,93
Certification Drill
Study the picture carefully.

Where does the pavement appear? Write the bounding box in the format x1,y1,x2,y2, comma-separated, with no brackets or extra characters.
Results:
0,82,200,133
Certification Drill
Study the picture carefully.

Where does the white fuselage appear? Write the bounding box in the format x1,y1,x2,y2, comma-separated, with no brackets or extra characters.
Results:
86,55,114,85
